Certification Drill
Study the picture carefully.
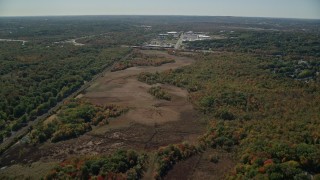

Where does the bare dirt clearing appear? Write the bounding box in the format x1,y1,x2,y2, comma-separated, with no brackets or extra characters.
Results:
84,50,196,126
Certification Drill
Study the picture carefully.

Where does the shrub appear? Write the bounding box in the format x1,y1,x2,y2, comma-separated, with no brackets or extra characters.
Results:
155,143,199,178
216,110,235,120
45,150,148,179
148,86,171,101
209,155,219,163
30,100,127,143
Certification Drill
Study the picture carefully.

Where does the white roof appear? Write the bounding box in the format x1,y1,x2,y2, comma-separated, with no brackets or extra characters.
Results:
198,35,210,38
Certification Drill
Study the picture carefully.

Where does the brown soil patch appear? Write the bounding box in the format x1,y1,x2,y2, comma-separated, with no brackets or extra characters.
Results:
165,149,235,180
75,93,84,99
0,161,57,180
165,155,201,180
190,149,235,180
43,114,57,125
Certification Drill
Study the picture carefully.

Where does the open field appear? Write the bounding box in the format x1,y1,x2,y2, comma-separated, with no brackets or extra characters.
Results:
0,50,206,179
84,50,196,125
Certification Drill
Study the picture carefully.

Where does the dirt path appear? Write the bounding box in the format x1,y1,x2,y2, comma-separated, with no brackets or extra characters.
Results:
142,153,156,180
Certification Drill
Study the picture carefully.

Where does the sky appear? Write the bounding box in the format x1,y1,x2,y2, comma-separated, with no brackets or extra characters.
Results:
0,0,319,19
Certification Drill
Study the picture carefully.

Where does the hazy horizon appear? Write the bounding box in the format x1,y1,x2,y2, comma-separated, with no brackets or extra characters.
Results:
1,0,320,19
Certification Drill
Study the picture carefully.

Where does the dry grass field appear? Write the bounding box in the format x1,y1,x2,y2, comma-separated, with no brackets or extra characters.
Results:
0,50,207,179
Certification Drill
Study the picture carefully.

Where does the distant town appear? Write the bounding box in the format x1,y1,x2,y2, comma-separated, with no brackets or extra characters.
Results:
143,29,211,49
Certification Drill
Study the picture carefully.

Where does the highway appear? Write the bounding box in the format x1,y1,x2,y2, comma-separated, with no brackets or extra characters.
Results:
174,32,184,50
